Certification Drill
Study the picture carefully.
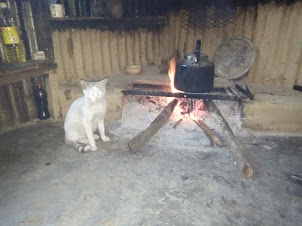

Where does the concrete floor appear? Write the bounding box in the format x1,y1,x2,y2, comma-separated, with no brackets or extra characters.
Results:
0,119,301,225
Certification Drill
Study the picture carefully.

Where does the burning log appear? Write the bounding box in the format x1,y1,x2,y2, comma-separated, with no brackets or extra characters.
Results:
128,99,178,153
193,119,224,147
204,100,253,178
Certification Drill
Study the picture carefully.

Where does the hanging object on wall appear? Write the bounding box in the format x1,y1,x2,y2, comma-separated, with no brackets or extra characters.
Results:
213,36,256,80
180,0,237,29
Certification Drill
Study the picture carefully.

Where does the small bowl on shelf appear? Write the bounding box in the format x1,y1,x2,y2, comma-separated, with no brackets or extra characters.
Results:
124,65,143,75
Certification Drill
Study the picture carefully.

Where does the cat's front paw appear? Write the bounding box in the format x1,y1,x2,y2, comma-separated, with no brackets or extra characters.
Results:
91,145,97,151
102,136,110,142
93,134,100,140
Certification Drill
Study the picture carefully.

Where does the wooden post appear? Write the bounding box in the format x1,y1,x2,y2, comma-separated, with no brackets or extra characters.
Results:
30,0,55,60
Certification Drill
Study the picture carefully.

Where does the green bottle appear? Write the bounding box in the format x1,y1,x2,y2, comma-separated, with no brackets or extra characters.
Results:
0,1,26,63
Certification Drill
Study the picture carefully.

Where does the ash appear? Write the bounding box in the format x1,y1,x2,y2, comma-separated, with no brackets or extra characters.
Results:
112,96,250,150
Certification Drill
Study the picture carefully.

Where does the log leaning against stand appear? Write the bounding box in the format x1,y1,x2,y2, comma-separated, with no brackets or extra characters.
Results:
128,99,178,153
193,119,224,147
204,100,254,178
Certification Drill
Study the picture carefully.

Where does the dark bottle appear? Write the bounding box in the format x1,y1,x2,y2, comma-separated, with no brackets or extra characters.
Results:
35,83,50,120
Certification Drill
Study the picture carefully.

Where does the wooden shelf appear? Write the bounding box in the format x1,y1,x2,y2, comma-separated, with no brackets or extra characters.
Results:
50,16,167,30
0,60,57,87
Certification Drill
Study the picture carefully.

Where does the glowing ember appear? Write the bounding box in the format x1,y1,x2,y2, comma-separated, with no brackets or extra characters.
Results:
173,105,185,121
168,58,183,93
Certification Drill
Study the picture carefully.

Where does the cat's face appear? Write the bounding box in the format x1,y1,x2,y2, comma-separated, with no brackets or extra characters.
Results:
80,79,108,103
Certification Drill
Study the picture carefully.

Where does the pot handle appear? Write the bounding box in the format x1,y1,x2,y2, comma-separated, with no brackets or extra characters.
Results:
194,40,201,61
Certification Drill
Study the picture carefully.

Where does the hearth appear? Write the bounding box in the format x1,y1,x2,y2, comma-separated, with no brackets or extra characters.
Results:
121,41,254,178
122,78,253,178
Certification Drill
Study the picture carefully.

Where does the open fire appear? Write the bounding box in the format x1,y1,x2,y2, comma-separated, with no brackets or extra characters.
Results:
167,58,205,122
168,58,183,94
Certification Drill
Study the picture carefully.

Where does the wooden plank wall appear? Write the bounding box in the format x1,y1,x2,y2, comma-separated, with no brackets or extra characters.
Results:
52,1,302,88
52,28,162,84
166,1,302,87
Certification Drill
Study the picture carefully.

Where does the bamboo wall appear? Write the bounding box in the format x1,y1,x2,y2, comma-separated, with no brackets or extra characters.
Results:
52,1,302,88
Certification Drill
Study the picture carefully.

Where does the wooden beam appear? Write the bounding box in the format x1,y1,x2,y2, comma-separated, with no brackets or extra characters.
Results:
0,60,57,87
50,16,167,30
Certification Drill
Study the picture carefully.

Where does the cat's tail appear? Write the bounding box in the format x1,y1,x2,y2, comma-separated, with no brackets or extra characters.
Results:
65,138,90,153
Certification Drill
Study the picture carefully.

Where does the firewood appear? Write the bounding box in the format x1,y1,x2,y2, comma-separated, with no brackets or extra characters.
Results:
193,119,224,147
204,100,253,178
173,118,183,129
128,99,178,153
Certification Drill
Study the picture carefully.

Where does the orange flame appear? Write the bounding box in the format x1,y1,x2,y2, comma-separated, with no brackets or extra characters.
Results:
189,112,198,121
168,58,183,93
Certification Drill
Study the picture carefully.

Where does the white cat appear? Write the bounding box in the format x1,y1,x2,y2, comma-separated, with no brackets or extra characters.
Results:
64,78,110,152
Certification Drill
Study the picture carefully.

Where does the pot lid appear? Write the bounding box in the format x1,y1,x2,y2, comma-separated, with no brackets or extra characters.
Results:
213,37,256,80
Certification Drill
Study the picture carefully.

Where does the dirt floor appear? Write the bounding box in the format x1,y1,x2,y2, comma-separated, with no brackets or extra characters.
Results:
0,107,302,224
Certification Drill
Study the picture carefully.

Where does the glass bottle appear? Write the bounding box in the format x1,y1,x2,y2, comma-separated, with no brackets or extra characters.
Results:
35,83,50,120
0,1,26,63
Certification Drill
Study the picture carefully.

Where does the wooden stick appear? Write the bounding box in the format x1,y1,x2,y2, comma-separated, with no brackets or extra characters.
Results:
128,99,178,153
173,118,183,129
193,119,224,147
204,100,253,178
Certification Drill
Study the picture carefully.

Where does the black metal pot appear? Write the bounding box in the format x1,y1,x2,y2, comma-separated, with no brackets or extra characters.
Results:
174,40,214,93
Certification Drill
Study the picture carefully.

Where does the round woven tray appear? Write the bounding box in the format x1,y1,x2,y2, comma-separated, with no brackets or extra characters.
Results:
213,37,256,80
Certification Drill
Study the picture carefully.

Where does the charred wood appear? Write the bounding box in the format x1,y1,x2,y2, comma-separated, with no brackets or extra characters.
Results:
173,118,183,129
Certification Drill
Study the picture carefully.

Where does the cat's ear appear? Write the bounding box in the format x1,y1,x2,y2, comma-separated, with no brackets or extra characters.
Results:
98,78,108,87
80,80,91,89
